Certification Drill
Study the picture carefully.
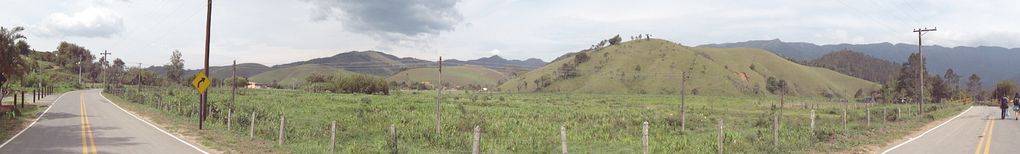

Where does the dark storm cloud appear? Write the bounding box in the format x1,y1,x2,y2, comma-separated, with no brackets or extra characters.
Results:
306,0,464,40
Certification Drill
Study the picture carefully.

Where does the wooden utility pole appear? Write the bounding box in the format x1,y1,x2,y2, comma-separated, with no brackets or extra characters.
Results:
231,60,236,110
200,0,213,130
913,27,936,115
435,56,443,135
100,51,111,87
680,71,688,131
136,63,143,88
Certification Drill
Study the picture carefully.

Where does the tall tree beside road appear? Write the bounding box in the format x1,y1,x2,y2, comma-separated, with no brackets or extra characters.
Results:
943,69,961,99
967,74,984,101
992,80,1017,100
166,50,185,83
895,53,927,101
111,58,126,84
0,26,27,79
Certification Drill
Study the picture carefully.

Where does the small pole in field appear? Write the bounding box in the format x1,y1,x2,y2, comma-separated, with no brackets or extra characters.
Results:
642,121,649,154
561,125,568,154
810,109,816,135
883,108,887,122
472,125,481,154
331,120,337,152
843,101,848,130
773,110,779,149
435,56,443,135
278,113,286,145
390,124,398,154
250,111,256,138
717,119,724,154
227,109,232,130
866,104,871,127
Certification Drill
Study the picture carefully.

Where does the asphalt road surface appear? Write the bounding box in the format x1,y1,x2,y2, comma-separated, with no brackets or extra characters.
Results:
884,106,1020,154
0,89,207,154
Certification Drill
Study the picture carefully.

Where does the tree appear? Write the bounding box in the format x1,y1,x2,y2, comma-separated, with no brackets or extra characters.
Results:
55,42,94,71
166,50,185,83
15,40,30,54
895,53,927,100
608,35,622,45
929,76,949,103
968,74,983,100
943,69,961,99
766,76,788,94
111,58,125,83
992,80,1017,100
0,26,27,80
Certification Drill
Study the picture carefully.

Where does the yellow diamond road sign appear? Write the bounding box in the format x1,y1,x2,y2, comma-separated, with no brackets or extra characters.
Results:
192,71,211,94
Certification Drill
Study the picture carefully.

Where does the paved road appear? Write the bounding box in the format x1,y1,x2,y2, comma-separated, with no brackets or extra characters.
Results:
0,89,207,154
884,106,1020,154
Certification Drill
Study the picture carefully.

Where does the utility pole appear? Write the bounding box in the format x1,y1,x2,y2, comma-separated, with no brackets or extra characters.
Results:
78,59,82,85
231,60,236,110
136,63,143,87
913,27,936,115
200,0,213,130
100,50,111,88
435,56,443,135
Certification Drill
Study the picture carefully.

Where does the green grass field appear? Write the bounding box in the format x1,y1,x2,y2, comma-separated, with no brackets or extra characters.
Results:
388,65,508,89
104,86,966,153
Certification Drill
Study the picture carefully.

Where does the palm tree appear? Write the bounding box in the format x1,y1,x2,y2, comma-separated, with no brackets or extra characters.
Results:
1,26,26,76
0,26,27,98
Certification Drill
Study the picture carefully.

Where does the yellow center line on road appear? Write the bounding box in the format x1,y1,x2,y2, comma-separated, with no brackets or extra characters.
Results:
974,115,996,154
80,94,87,154
983,119,995,154
79,94,97,154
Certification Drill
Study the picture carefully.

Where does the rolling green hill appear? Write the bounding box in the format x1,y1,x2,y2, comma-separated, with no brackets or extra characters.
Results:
499,39,879,97
207,63,270,79
387,65,508,89
250,64,361,87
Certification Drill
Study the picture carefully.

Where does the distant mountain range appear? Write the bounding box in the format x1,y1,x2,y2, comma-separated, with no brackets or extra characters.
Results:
273,50,547,76
147,50,547,85
701,39,1020,86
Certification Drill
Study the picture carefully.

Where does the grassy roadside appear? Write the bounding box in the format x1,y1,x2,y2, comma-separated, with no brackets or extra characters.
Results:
101,92,288,154
102,86,969,153
0,104,46,143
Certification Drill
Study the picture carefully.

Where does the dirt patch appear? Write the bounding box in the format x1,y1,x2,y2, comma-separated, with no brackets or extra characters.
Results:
0,105,43,142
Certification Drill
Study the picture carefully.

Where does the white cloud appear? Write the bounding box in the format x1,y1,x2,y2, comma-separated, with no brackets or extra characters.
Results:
37,7,124,38
489,49,500,56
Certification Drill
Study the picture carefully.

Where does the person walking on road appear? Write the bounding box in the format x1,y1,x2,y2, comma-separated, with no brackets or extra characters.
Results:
1013,93,1020,120
1001,96,1010,119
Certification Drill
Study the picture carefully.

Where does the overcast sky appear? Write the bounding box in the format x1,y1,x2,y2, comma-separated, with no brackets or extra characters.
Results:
2,0,1019,69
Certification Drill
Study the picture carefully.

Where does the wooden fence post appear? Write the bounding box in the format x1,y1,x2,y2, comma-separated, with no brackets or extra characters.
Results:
390,124,398,154
642,121,649,154
866,105,871,127
279,113,286,145
810,110,816,134
250,111,257,138
773,111,779,149
842,101,848,130
227,109,232,130
717,119,724,154
561,125,568,154
883,108,887,122
896,107,901,121
331,121,337,152
472,125,481,154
